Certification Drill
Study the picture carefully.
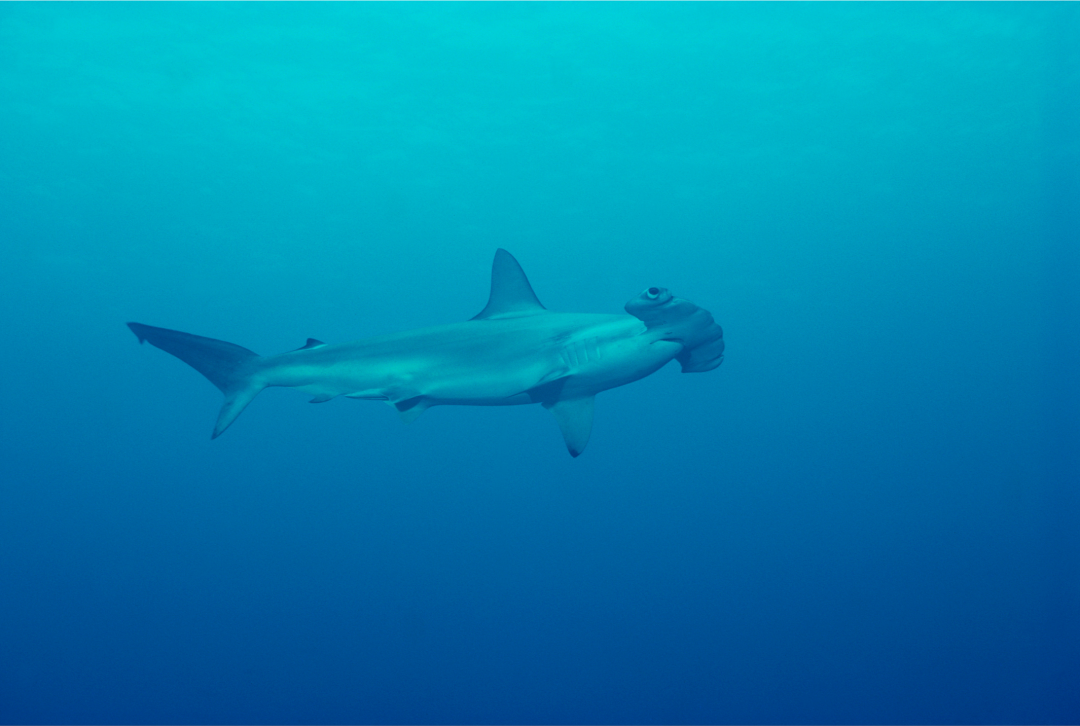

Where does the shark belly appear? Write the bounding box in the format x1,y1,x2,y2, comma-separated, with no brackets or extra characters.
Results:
263,318,581,407
555,333,682,400
264,313,677,408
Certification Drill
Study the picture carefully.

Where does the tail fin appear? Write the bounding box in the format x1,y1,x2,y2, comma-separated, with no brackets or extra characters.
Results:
127,322,265,438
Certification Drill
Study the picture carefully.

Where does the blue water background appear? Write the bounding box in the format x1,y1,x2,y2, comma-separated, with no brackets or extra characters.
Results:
1,3,1077,724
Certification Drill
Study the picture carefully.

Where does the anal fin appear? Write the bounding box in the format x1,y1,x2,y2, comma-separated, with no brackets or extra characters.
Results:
544,396,595,457
394,396,429,424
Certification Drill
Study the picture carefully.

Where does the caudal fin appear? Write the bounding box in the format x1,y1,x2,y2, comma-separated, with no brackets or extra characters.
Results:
127,322,265,438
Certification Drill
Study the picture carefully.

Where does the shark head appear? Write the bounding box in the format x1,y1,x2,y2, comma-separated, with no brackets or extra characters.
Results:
625,287,725,372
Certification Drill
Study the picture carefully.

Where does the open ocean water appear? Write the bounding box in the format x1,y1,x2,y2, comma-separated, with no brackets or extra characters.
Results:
0,3,1077,724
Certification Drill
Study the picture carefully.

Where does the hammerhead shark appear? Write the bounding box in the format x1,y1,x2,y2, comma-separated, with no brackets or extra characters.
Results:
128,249,724,456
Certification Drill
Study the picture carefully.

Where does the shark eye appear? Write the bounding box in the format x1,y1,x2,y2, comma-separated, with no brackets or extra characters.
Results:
646,287,660,300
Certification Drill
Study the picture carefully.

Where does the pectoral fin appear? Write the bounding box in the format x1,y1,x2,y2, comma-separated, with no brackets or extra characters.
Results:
544,396,595,458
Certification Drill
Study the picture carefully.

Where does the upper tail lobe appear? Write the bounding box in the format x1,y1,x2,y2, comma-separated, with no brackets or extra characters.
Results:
128,322,265,438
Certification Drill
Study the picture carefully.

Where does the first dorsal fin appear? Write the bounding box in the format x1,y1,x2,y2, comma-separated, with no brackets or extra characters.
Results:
471,248,546,320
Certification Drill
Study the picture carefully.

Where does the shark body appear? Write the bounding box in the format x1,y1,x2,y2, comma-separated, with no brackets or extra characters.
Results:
128,249,724,456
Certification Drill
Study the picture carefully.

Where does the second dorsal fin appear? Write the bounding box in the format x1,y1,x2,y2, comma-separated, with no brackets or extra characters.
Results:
296,338,326,351
471,249,546,320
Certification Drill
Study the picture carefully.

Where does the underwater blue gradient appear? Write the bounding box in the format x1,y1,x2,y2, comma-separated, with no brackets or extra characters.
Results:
1,3,1077,724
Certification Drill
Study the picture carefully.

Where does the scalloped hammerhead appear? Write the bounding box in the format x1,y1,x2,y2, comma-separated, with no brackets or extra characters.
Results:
128,249,724,457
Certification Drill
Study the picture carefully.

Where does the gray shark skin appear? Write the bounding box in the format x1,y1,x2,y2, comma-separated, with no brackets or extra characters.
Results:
128,249,724,457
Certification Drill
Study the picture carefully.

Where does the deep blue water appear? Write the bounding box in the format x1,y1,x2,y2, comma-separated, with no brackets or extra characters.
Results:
1,3,1078,724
